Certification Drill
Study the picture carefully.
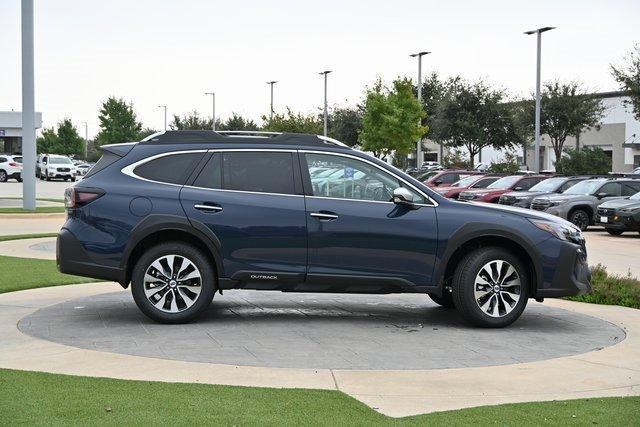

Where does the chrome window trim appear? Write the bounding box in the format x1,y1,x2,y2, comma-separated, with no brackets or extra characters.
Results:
183,185,304,198
121,150,208,187
300,150,438,207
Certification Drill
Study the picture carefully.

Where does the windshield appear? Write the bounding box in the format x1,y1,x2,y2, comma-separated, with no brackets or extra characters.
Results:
529,177,565,192
487,175,520,189
416,171,438,181
563,180,605,195
452,175,479,188
49,156,72,165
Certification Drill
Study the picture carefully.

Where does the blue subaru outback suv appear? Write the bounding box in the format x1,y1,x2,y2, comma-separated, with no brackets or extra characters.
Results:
57,131,590,327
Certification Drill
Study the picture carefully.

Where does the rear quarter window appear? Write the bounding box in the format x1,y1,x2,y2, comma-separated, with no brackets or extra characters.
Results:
133,152,203,185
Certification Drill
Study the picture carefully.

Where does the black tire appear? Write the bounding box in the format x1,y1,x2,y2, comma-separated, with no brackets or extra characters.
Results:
452,247,529,328
45,172,51,181
131,242,216,324
0,170,7,182
569,208,590,231
17,177,23,182
71,176,76,182
428,291,454,308
606,228,624,236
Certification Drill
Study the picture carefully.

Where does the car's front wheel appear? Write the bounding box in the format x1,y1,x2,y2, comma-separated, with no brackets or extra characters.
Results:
452,247,528,328
131,242,216,324
569,208,590,231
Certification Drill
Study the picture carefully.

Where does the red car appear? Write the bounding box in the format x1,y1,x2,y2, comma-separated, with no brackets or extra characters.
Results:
434,174,503,199
423,170,483,188
458,175,548,203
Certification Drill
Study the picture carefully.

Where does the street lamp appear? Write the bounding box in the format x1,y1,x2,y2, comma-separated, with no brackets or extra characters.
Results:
525,26,555,172
157,105,167,131
410,51,431,166
266,81,277,120
204,92,216,131
319,71,332,137
82,121,88,160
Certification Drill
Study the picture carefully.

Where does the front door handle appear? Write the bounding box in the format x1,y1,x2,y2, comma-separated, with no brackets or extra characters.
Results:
194,204,223,212
310,212,339,220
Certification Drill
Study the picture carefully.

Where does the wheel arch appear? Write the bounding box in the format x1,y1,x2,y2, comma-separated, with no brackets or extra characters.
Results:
568,204,594,224
121,214,224,288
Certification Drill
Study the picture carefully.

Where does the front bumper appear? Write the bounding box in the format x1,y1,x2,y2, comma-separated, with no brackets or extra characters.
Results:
536,238,591,298
596,211,640,231
57,228,125,284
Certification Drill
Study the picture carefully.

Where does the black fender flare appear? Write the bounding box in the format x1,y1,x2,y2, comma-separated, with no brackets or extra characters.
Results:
433,222,543,293
121,214,224,281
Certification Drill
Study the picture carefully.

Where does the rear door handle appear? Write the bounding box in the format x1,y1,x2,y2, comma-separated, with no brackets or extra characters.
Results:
194,204,223,212
310,212,339,220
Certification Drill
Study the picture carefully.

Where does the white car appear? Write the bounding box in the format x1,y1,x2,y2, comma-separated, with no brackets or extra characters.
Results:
0,154,23,182
37,154,77,181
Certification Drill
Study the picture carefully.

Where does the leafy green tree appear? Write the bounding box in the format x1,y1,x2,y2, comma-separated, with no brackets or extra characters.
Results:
96,97,142,146
611,43,640,121
432,79,518,167
442,148,472,169
555,146,611,175
328,106,364,147
36,118,83,156
169,111,214,130
359,78,426,160
262,108,323,134
488,151,520,174
218,113,259,131
533,81,605,162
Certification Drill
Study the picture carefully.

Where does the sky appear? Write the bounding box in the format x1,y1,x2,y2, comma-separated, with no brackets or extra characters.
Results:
1,0,639,138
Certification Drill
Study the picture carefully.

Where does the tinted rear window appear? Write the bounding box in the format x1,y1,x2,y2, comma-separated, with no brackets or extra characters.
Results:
222,152,295,195
84,152,120,178
134,152,203,185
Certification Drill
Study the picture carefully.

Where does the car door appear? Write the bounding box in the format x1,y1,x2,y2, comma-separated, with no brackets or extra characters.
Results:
301,151,438,291
180,150,308,285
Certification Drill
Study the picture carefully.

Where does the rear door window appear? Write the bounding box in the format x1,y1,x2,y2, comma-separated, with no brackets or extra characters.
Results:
598,182,621,196
622,182,640,196
221,151,295,195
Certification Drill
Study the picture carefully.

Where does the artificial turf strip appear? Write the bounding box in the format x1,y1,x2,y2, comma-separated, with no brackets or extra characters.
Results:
0,233,58,242
0,206,65,214
0,369,638,426
0,255,100,294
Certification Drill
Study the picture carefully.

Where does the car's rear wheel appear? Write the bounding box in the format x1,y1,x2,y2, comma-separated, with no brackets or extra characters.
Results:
605,228,624,236
428,291,454,308
131,242,216,324
452,247,528,328
569,209,590,231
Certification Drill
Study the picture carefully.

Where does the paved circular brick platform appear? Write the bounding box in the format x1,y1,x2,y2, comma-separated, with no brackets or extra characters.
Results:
18,290,624,370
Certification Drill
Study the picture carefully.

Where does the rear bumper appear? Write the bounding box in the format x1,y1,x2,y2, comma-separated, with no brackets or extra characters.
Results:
536,239,591,298
57,228,125,284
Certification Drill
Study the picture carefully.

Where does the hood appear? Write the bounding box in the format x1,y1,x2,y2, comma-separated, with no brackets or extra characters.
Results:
501,190,548,198
533,193,587,202
599,198,640,209
463,200,574,225
460,187,504,195
435,185,459,193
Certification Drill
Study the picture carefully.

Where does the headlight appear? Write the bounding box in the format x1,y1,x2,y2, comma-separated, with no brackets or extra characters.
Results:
548,199,567,207
529,218,582,241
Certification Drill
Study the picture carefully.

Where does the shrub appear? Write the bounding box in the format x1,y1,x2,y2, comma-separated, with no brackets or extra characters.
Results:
566,264,640,309
488,151,520,174
555,146,611,175
443,149,472,169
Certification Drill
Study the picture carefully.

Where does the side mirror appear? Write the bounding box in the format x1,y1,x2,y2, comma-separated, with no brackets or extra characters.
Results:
393,187,418,208
596,192,609,199
513,186,523,191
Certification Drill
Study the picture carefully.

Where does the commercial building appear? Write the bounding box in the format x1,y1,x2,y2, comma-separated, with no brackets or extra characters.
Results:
0,111,43,154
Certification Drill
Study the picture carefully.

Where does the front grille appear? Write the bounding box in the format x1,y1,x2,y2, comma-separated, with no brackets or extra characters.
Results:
57,167,70,172
597,208,615,216
531,200,549,211
499,195,516,205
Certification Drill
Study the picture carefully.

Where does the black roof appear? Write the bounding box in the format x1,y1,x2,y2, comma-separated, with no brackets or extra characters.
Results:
139,130,350,149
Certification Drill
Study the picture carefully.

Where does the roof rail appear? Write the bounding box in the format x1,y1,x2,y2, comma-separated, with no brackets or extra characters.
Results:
316,135,349,148
216,131,282,137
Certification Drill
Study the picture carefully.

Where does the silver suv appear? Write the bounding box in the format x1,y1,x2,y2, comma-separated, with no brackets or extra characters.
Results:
531,178,640,230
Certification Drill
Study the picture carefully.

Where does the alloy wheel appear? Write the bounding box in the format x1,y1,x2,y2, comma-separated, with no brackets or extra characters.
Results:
143,254,202,313
571,211,589,231
473,260,521,318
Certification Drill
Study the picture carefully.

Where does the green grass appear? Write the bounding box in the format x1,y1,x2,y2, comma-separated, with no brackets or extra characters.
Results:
0,196,64,203
0,206,65,214
0,232,58,242
0,255,99,294
567,265,640,309
0,369,638,426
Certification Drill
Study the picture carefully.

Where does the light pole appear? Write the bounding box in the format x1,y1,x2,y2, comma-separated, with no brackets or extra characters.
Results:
266,81,277,120
158,105,167,131
525,26,555,172
82,121,88,160
410,51,430,166
21,0,36,211
204,92,216,131
319,71,332,136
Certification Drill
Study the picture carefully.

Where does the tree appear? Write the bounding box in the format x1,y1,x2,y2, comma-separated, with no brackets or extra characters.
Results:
555,146,611,175
488,151,520,174
169,111,214,130
611,43,640,121
96,97,142,147
217,113,259,131
36,118,84,156
359,78,426,161
432,79,518,167
138,127,159,140
442,148,472,169
328,106,364,147
262,108,323,134
535,81,605,163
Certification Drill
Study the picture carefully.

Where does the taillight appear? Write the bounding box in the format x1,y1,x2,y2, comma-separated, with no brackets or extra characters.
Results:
9,162,18,167
64,187,104,209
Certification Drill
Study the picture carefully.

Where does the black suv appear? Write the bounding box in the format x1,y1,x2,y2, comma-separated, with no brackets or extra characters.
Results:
57,131,590,327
